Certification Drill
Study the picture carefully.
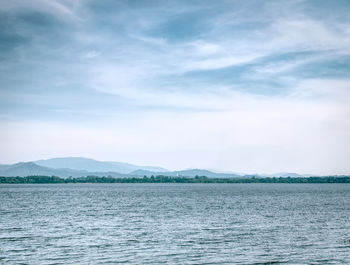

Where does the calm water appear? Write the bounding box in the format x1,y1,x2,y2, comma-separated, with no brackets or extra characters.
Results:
0,184,350,264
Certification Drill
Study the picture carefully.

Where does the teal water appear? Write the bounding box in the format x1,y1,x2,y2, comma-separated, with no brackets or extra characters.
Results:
1,183,350,264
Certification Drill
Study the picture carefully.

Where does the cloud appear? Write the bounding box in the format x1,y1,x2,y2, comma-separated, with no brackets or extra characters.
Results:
291,78,350,102
0,0,82,21
1,0,350,174
82,50,100,59
270,19,350,53
1,86,349,175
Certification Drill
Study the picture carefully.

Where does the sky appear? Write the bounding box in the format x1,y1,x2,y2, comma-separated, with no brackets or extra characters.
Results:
0,0,350,175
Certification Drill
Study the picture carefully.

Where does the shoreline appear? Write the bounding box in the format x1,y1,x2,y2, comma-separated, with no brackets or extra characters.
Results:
1,175,350,184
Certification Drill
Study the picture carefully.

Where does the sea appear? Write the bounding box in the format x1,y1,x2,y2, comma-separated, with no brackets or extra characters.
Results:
1,183,350,264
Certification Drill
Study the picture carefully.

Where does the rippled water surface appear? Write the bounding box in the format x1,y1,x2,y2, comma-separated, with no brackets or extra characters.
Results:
1,184,350,264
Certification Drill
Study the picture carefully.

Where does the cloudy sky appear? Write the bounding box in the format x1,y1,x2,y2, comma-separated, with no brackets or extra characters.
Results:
1,0,350,174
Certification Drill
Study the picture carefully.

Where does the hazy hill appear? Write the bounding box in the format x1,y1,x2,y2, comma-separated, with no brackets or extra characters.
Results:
0,162,242,178
164,169,241,178
129,169,158,176
0,162,79,178
130,168,241,178
0,162,126,178
263,172,311,178
0,159,314,179
35,157,167,174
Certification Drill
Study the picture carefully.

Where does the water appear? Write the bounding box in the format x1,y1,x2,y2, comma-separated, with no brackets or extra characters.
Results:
0,184,350,264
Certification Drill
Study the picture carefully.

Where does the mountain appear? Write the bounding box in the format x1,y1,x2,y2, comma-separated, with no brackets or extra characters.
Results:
130,168,241,178
129,169,157,176
167,169,241,178
35,157,167,174
0,162,77,178
0,162,127,178
263,172,311,178
0,159,315,179
0,162,241,178
0,164,11,171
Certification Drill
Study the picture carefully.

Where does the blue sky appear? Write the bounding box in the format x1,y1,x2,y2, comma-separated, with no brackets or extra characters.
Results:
1,0,350,174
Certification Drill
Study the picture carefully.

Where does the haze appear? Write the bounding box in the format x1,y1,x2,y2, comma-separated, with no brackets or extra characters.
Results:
1,0,350,175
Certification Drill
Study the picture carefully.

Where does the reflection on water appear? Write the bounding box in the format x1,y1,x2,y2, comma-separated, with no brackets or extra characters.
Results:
1,183,350,264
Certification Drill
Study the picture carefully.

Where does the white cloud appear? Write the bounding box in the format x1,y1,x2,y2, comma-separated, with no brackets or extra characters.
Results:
1,0,350,175
270,19,350,53
182,54,259,72
2,78,349,175
291,78,350,102
0,0,82,21
82,50,100,59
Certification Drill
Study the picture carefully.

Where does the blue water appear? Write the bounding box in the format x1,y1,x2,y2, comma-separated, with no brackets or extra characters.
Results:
1,183,350,264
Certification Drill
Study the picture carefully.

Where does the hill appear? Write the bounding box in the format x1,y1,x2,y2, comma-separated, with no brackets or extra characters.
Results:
0,162,241,179
0,162,126,178
0,158,316,179
35,157,167,174
130,168,241,178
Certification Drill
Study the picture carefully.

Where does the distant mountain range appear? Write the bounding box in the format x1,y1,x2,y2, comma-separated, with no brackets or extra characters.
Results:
147,169,241,178
0,157,315,178
0,162,126,178
264,172,310,178
35,157,167,173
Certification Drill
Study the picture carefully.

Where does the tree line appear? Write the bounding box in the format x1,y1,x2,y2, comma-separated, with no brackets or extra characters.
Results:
0,175,350,184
